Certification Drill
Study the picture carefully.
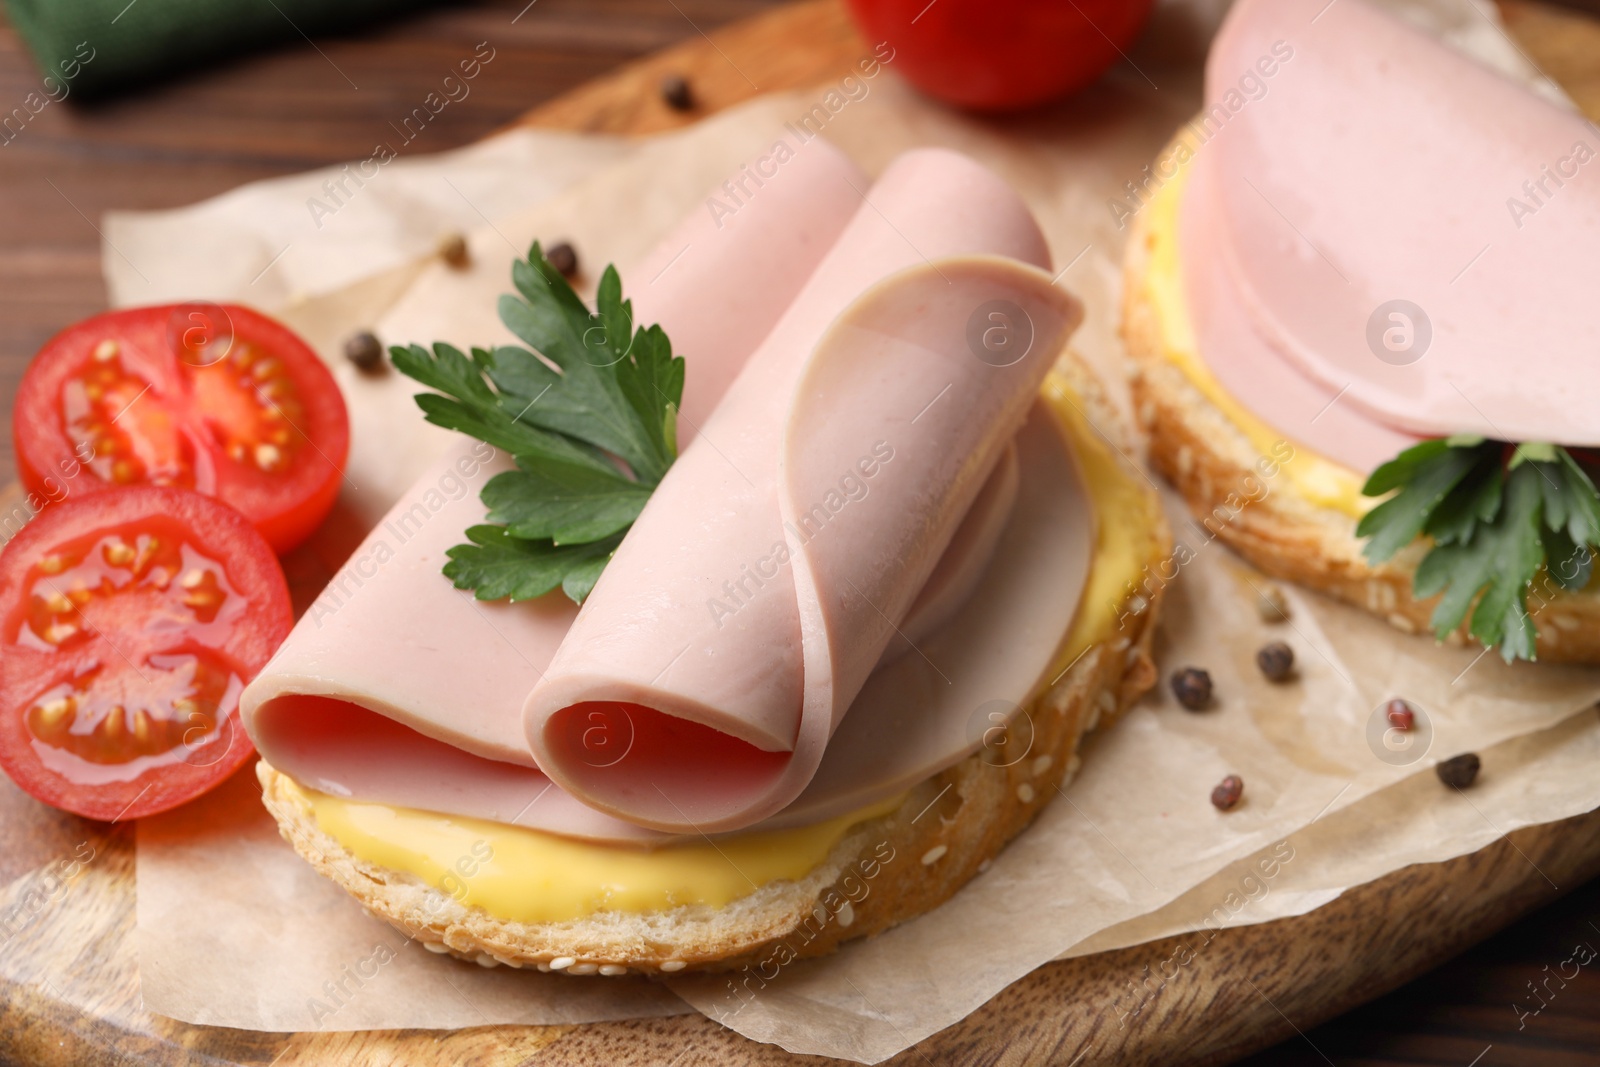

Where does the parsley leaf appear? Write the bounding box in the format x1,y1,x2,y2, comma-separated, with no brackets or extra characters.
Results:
444,526,624,603
1411,461,1542,661
480,458,652,544
1358,438,1600,661
393,243,684,604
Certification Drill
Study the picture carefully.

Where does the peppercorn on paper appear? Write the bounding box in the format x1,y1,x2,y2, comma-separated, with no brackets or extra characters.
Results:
103,0,1600,1060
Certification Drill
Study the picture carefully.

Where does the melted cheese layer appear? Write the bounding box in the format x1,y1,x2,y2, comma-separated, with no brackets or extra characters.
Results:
287,775,904,924
1141,150,1370,518
290,376,1153,923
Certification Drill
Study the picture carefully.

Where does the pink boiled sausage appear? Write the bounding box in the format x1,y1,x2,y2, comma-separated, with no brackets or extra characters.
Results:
1187,0,1600,456
524,149,1083,833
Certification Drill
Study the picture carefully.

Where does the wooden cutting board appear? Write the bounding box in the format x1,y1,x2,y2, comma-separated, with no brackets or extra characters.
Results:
4,2,1600,1065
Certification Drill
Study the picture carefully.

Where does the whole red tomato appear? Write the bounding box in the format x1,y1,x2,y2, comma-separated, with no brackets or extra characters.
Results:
846,0,1155,111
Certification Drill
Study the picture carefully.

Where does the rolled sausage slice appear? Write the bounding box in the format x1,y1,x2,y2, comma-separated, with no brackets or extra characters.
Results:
526,149,1083,833
241,139,870,837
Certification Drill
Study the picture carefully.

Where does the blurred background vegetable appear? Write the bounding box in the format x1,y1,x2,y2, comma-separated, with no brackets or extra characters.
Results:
3,0,440,98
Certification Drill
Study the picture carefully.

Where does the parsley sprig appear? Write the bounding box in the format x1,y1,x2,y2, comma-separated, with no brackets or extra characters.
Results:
391,242,684,604
1357,436,1600,661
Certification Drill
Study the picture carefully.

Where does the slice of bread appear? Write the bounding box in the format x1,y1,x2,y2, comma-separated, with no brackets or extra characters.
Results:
255,357,1171,977
1120,153,1600,663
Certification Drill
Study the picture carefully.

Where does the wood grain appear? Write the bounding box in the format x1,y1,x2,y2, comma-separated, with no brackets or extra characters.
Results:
2,2,1600,1065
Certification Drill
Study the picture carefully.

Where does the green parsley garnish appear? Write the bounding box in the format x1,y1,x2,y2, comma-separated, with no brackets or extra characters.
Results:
391,242,683,604
1357,436,1600,661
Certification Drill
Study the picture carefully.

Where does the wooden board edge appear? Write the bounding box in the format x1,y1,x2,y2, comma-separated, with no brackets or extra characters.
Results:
513,0,868,135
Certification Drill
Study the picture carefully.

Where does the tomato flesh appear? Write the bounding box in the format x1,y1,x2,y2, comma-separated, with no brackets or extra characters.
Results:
0,487,291,820
15,304,348,553
64,340,198,489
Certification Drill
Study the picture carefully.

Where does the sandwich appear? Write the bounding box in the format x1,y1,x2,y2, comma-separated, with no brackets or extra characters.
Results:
1121,0,1600,663
241,141,1172,975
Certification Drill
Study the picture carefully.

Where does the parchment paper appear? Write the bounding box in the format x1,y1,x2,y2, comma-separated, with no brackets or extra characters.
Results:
104,126,634,312
117,0,1600,1059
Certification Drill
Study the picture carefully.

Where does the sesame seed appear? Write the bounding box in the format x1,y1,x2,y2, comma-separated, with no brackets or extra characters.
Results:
549,956,575,970
660,960,687,972
921,845,948,866
567,963,599,975
422,941,449,954
1017,783,1036,803
474,953,499,968
599,964,628,976
837,902,855,928
1031,755,1053,777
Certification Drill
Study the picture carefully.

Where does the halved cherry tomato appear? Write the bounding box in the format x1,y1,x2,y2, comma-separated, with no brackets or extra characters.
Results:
14,304,348,553
0,487,291,820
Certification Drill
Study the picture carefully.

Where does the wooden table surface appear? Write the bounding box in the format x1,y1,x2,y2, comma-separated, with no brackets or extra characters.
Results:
2,1,1599,1064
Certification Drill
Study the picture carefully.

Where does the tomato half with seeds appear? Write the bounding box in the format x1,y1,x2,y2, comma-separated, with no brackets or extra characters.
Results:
0,487,291,820
14,303,348,554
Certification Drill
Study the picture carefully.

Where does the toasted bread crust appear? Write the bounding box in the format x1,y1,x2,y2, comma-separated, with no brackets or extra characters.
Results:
257,359,1170,977
1120,182,1600,663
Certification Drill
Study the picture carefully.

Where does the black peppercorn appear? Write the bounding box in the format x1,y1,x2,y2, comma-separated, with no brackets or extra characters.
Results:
1211,774,1244,811
1436,753,1480,789
437,232,469,268
1256,641,1294,681
1170,667,1213,711
343,330,384,373
545,241,579,279
660,74,693,112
